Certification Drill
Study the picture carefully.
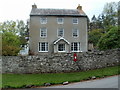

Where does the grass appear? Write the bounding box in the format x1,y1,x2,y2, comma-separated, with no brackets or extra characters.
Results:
2,66,120,88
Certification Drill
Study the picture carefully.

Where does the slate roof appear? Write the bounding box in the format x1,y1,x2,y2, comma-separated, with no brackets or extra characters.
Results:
30,8,87,16
53,37,70,45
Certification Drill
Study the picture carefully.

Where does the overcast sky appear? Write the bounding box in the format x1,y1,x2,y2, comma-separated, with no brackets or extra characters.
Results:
0,0,119,22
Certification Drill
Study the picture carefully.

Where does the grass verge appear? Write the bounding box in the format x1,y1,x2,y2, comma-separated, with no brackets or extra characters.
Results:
2,66,120,89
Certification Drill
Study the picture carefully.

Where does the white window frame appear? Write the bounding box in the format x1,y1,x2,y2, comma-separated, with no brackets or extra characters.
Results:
57,18,64,24
73,18,78,24
40,17,47,24
38,42,48,52
40,27,47,38
71,42,80,52
57,43,66,52
72,28,79,38
57,28,64,37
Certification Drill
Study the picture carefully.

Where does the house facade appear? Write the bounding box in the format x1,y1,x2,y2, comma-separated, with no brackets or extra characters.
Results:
29,4,88,54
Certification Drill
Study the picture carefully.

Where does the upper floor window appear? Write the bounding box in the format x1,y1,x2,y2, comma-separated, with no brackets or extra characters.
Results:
40,27,47,37
38,42,48,52
58,28,64,37
40,17,47,24
57,18,64,24
73,18,78,24
72,28,79,37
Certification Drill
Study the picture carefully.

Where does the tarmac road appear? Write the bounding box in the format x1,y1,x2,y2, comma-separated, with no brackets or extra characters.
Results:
16,75,119,90
46,75,119,88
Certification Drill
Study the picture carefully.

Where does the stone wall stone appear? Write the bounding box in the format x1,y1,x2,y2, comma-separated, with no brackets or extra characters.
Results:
2,48,120,73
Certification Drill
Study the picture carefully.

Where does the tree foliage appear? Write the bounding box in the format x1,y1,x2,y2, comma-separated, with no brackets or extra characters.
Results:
0,20,28,56
88,29,103,46
97,26,120,50
2,32,21,56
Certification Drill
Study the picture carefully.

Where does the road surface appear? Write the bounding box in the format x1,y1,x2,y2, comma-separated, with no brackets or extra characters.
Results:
17,75,119,89
46,75,119,88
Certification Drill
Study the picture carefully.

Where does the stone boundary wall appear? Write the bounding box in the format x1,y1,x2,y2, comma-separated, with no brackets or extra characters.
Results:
2,48,120,73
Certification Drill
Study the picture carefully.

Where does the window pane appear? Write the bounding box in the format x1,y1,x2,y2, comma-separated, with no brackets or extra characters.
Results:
58,28,64,37
58,44,65,51
39,42,48,52
41,43,45,51
74,42,78,51
40,17,47,24
73,29,78,37
71,43,73,51
73,18,78,24
41,28,47,37
71,42,80,51
57,18,63,24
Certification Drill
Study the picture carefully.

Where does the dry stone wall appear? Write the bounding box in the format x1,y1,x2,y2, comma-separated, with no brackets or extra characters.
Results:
2,48,120,73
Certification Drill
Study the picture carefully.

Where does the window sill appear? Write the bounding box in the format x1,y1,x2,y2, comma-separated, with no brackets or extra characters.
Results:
73,23,78,24
72,36,79,38
40,23,47,24
40,37,47,38
57,23,64,24
71,51,82,52
58,51,66,52
38,51,49,52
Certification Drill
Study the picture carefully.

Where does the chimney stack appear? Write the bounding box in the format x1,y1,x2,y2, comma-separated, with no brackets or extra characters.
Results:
32,3,37,9
77,4,82,10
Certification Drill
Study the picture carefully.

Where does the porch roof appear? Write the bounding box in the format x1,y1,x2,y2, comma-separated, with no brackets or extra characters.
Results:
53,37,70,45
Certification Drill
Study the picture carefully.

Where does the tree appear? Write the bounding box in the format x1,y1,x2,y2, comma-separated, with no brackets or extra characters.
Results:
97,26,120,50
17,20,29,45
88,29,104,47
118,1,120,26
89,15,97,30
2,32,21,56
102,2,118,28
0,20,28,56
88,2,119,50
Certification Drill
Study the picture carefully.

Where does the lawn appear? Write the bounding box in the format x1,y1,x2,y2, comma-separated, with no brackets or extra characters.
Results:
2,66,120,88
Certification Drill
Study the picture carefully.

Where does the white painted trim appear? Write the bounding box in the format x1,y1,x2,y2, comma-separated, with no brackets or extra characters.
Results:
38,51,49,52
54,37,70,45
71,50,83,52
58,51,66,52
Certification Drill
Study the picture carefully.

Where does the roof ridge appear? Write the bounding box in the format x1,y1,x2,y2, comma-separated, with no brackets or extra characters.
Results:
37,8,77,10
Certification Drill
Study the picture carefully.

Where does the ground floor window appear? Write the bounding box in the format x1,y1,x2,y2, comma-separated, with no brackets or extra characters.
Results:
71,42,80,52
58,44,65,52
39,42,48,52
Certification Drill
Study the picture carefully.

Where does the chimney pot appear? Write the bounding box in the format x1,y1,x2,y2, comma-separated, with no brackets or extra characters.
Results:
77,4,82,10
32,3,37,9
